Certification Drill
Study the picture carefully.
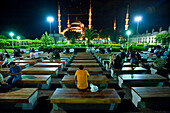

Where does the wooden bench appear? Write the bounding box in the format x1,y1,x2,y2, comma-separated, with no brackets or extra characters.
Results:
0,88,38,110
16,63,29,68
111,67,147,78
34,63,63,71
123,63,137,67
14,60,37,65
118,74,167,88
70,63,99,67
4,75,51,89
23,58,42,62
131,87,170,108
61,75,109,88
22,67,58,77
72,60,97,63
50,88,121,111
48,58,69,64
74,56,95,60
67,67,103,75
12,57,25,60
42,60,66,66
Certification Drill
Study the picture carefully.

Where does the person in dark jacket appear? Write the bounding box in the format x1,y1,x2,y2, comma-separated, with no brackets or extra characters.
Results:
54,50,60,58
113,54,122,69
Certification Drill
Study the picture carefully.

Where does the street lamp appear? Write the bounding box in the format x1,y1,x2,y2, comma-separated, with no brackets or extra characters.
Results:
135,16,142,34
17,36,20,46
47,16,54,34
126,30,131,51
9,32,14,48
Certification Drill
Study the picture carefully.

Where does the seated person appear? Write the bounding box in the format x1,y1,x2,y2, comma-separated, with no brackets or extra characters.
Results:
2,54,13,68
6,62,22,88
69,48,74,53
74,65,90,91
0,52,3,61
49,52,54,59
150,55,167,68
63,48,66,54
109,53,115,68
113,54,122,69
29,48,32,53
30,49,39,59
95,48,99,53
14,49,22,57
165,55,170,68
66,48,70,53
0,73,11,93
54,50,60,59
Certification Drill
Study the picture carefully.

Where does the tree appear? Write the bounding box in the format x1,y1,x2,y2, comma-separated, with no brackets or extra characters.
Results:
83,27,98,45
0,35,7,39
40,32,51,45
99,29,110,44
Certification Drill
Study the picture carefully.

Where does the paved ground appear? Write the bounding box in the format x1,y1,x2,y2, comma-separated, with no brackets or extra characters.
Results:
1,54,170,113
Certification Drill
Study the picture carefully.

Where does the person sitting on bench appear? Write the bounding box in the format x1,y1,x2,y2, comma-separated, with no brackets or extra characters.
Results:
0,73,11,93
2,54,13,68
14,49,22,57
109,53,115,68
74,65,90,91
54,50,60,59
30,48,39,59
150,55,167,68
6,62,22,88
113,54,123,69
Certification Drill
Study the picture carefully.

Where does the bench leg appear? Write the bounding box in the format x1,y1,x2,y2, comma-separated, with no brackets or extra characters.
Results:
22,90,38,110
131,89,141,107
157,82,164,87
41,77,51,89
53,103,59,111
109,103,115,111
118,76,123,88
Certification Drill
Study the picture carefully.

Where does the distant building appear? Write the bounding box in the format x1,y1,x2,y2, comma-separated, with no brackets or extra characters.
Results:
130,26,170,44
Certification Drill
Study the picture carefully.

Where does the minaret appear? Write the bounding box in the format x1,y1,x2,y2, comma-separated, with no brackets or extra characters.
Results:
114,18,116,31
58,2,61,34
88,0,92,29
125,5,129,31
67,15,70,28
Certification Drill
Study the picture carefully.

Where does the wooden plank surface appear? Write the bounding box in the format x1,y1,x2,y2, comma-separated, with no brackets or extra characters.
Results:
42,60,65,63
70,63,99,67
34,63,62,67
72,60,97,63
67,67,103,74
22,67,58,73
62,75,109,84
74,56,95,60
4,75,51,84
113,67,147,73
119,74,167,82
14,60,37,64
23,58,42,61
50,88,121,104
0,68,9,73
0,88,38,103
131,87,170,102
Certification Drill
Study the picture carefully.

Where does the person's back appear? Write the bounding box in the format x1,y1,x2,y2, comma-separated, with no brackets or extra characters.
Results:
54,51,60,58
66,48,69,53
49,52,54,58
114,55,122,69
75,65,89,90
154,57,167,68
32,52,39,59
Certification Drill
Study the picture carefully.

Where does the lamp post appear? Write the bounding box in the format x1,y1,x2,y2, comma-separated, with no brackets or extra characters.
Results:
47,16,54,45
9,32,14,48
126,30,131,51
135,16,142,35
17,36,20,46
47,16,54,34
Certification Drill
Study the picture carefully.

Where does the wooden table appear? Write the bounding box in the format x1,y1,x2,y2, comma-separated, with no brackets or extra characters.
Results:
42,60,66,64
111,67,147,77
123,63,136,67
12,57,25,60
131,87,170,108
14,60,37,65
4,75,51,89
70,63,99,67
72,60,97,63
16,63,29,68
34,63,63,71
61,75,109,88
118,74,167,88
67,67,103,74
50,88,121,110
22,67,58,77
74,56,95,60
0,88,38,110
23,58,42,62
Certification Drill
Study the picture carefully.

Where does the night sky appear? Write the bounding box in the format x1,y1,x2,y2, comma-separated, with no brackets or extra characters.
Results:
0,0,170,39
